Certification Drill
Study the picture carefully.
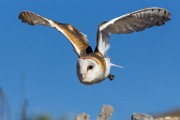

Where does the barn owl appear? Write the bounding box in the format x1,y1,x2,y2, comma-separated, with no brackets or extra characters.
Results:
19,7,171,85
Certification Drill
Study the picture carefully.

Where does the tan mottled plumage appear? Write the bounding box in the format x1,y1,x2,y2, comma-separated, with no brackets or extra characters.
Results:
19,11,91,57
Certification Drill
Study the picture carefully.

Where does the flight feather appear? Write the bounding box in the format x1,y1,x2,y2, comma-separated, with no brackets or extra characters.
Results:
96,7,171,56
19,11,92,57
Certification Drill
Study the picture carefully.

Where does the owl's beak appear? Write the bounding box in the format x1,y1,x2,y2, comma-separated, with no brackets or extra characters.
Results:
80,74,86,80
82,74,86,79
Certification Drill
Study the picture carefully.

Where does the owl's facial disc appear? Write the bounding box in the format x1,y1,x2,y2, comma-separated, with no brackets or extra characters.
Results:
76,58,104,85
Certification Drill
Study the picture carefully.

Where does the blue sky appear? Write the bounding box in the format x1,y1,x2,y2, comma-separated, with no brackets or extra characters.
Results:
0,0,180,120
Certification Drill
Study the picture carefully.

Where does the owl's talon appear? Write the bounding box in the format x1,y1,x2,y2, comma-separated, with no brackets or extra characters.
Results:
108,74,114,81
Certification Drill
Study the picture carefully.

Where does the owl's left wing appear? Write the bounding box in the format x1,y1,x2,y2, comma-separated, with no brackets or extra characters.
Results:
19,11,92,57
95,7,171,56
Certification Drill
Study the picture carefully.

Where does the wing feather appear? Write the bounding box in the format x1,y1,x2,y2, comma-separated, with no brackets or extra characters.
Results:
96,7,171,56
19,11,92,57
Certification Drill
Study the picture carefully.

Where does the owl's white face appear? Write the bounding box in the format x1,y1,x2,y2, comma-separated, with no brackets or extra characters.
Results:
76,58,105,85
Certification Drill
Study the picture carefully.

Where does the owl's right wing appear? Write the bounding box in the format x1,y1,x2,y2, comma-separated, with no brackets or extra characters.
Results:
95,7,171,56
19,11,93,57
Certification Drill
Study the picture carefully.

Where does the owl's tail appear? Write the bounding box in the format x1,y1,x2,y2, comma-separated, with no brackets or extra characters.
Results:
111,63,124,69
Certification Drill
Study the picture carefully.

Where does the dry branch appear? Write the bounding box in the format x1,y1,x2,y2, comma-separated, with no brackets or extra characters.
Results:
132,113,153,120
97,105,113,120
75,105,180,120
75,113,90,120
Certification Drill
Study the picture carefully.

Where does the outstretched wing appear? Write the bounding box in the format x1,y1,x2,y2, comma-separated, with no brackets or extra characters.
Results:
95,7,171,56
19,11,92,57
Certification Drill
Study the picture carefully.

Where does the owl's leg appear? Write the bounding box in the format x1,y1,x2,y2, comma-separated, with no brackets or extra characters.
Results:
108,74,114,81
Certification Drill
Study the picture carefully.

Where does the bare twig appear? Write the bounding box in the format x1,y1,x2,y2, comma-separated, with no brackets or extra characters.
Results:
0,87,11,120
21,99,28,120
19,74,29,120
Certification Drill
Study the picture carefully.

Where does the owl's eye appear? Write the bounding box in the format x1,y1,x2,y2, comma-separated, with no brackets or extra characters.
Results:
87,65,93,71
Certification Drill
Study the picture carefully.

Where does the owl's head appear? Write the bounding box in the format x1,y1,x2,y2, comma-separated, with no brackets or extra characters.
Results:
76,57,105,85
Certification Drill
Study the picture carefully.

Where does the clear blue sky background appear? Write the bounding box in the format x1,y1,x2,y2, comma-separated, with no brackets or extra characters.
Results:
0,0,180,120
